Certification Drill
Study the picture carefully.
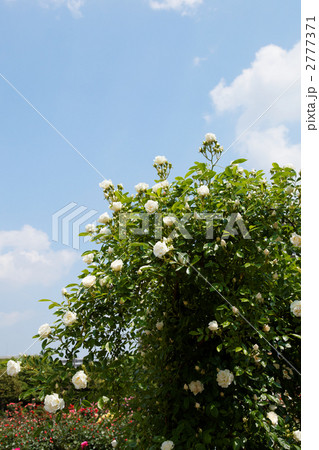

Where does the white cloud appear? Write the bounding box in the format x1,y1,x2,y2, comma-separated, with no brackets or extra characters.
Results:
149,0,202,13
0,225,78,286
210,42,301,168
193,56,207,67
0,310,35,327
6,0,85,17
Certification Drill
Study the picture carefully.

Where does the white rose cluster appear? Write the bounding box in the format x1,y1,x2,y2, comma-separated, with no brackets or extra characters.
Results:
197,185,210,197
153,241,170,259
152,180,169,193
82,253,94,264
290,300,301,317
154,155,167,165
72,370,88,390
208,320,218,332
98,212,111,224
267,411,278,426
163,216,176,227
7,360,21,377
145,200,159,214
205,133,216,143
161,441,174,450
290,232,301,247
38,323,51,339
188,380,204,396
82,275,96,288
110,201,123,212
135,182,149,193
62,310,77,326
99,179,113,190
111,259,124,272
216,369,234,388
44,393,65,413
85,223,96,233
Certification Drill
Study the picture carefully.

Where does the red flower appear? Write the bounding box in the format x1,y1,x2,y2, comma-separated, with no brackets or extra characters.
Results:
81,442,89,448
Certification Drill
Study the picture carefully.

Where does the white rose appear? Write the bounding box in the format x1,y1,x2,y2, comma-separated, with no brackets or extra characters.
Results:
293,430,301,441
111,259,124,272
255,293,263,302
85,223,96,233
100,227,111,236
156,321,164,331
237,166,244,173
216,369,234,388
263,324,270,332
82,253,94,264
154,155,167,165
44,393,65,413
290,233,301,247
205,133,216,143
234,199,240,206
290,300,301,317
208,320,218,331
99,179,113,190
135,182,149,193
38,323,51,339
267,411,278,426
62,311,77,326
264,249,270,256
99,276,108,287
272,273,279,280
98,212,111,224
72,370,88,390
111,440,118,448
161,441,174,450
163,216,176,227
220,239,227,247
82,275,96,288
110,202,122,212
232,306,239,315
188,380,204,395
197,185,210,197
7,360,21,376
153,241,169,258
145,200,159,214
145,330,151,335
107,247,114,254
152,180,170,193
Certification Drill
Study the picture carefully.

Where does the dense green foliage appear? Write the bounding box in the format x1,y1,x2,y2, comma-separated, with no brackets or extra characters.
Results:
11,137,301,448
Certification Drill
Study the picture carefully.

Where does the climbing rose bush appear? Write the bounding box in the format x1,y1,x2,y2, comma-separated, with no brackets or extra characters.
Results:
21,135,300,449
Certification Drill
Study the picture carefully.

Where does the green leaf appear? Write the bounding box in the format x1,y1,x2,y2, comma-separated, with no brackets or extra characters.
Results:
231,158,247,164
216,343,223,352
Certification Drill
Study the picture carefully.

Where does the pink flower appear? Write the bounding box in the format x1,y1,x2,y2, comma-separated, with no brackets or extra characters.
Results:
81,442,88,448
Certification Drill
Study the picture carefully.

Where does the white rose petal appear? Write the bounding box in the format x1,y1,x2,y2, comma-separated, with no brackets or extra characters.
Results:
208,320,218,332
62,311,77,326
98,212,111,224
197,185,210,197
290,233,301,248
61,287,68,296
111,259,124,272
220,239,227,247
38,323,51,339
72,370,88,390
7,360,21,377
154,155,167,165
82,253,94,264
205,133,216,143
135,182,149,193
153,241,169,258
44,393,65,414
145,200,159,214
267,411,278,426
188,380,204,396
290,300,301,317
99,179,113,190
216,369,234,388
82,275,96,288
110,202,123,212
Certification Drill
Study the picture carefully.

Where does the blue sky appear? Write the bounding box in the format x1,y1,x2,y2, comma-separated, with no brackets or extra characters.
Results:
0,0,300,356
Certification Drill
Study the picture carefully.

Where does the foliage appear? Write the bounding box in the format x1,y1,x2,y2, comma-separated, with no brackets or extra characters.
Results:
13,137,301,448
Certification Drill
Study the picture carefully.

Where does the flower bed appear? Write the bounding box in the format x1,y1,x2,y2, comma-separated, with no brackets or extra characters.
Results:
0,402,132,449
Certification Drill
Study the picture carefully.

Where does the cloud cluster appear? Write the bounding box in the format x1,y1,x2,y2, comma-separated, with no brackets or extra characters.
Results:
149,0,202,12
5,0,85,18
210,42,301,169
0,225,78,286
